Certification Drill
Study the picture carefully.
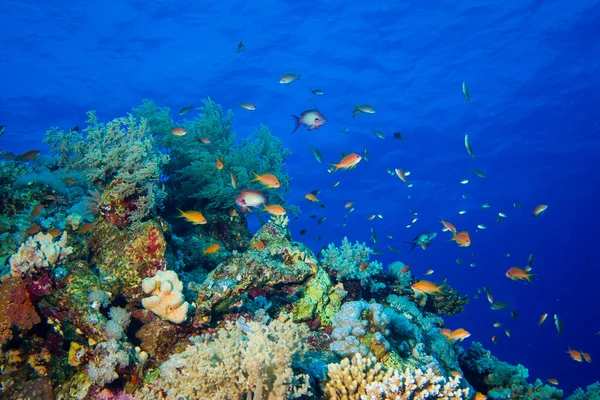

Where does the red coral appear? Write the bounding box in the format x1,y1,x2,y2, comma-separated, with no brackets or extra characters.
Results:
7,284,41,330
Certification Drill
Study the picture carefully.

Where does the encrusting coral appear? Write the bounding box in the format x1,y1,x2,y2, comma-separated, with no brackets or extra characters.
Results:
141,270,189,324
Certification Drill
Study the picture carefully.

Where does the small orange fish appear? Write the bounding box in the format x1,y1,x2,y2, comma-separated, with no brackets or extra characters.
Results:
359,262,369,271
505,267,535,283
63,177,75,185
305,193,319,202
239,103,256,111
533,204,548,218
177,209,207,225
424,269,434,275
48,229,62,237
78,222,94,233
200,137,211,144
16,150,41,161
330,153,362,172
440,219,457,233
400,265,411,273
411,280,443,294
474,393,487,400
582,352,592,363
344,201,354,208
203,244,220,254
44,194,57,201
567,348,583,362
547,379,559,385
450,371,463,379
252,173,280,189
170,127,186,136
537,313,548,326
450,231,471,247
216,158,224,170
262,204,286,216
25,224,42,236
230,170,238,189
251,241,265,251
448,328,471,342
29,204,44,220
395,168,407,183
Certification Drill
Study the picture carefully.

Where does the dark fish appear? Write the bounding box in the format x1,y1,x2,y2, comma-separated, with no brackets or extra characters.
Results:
237,40,245,53
178,105,193,116
320,203,326,209
69,125,79,132
299,229,307,235
16,150,41,161
490,301,509,310
309,215,317,219
370,228,378,246
393,132,403,141
310,89,324,95
2,152,14,160
511,311,519,320
310,146,323,163
0,125,4,136
318,235,322,242
405,232,437,251
387,245,401,253
373,129,385,139
363,148,369,162
528,253,535,266
317,217,326,225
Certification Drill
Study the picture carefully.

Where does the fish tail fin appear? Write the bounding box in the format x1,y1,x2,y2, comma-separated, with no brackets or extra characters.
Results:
404,241,416,252
329,162,340,172
447,232,457,242
251,172,260,182
291,116,302,134
526,274,537,284
176,208,185,218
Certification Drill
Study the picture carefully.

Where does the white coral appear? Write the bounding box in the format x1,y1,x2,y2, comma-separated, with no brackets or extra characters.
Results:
141,270,189,324
10,231,73,277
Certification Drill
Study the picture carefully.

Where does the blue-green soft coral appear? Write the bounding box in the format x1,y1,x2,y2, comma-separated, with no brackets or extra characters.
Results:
156,97,296,213
567,381,600,400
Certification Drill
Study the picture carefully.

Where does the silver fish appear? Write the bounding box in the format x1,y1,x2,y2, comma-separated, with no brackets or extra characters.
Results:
464,134,475,159
310,146,323,163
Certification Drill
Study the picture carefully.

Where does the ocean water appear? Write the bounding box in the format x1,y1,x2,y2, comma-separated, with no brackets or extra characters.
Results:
1,0,599,397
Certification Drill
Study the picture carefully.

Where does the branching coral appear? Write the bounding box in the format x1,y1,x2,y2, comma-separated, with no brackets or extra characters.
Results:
321,237,385,292
137,314,311,400
325,353,469,400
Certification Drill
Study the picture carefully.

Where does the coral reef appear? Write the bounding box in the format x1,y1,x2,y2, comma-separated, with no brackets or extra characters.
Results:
567,381,600,400
141,270,189,324
9,231,72,277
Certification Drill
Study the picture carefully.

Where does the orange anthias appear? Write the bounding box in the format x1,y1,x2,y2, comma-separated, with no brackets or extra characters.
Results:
505,267,535,283
203,244,220,254
330,153,362,172
448,328,471,342
176,209,207,225
216,158,224,170
411,280,444,294
567,348,583,362
305,193,319,202
450,231,471,247
252,173,280,189
440,219,457,233
263,204,286,216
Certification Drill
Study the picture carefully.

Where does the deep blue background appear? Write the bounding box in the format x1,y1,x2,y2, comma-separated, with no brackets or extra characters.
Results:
1,0,599,395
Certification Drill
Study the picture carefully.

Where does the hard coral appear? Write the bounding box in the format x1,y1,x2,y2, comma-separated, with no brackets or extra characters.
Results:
9,231,73,278
141,270,189,324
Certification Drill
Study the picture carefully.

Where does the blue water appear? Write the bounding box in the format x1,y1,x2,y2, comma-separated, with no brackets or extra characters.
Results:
1,0,599,395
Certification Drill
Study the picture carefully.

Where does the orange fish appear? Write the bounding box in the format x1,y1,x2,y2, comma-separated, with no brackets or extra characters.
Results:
359,262,369,271
440,219,457,233
63,177,75,185
344,201,354,208
450,371,463,379
567,348,583,362
252,173,280,189
505,267,535,283
16,150,41,161
25,224,42,236
537,313,548,326
411,280,444,294
251,241,265,251
305,193,319,202
262,204,286,216
200,137,211,144
400,265,411,273
48,229,62,238
450,231,471,247
176,209,207,225
533,204,548,218
203,244,220,254
216,158,224,170
29,204,44,220
547,379,559,385
474,393,487,400
78,222,94,233
524,265,533,272
582,352,592,363
170,127,186,136
395,168,407,183
448,328,471,342
330,153,362,172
